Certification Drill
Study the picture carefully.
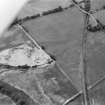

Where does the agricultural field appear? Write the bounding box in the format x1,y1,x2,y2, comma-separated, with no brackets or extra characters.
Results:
0,0,105,105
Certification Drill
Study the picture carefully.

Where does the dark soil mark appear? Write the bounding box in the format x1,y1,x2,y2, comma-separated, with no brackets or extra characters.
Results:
0,80,40,105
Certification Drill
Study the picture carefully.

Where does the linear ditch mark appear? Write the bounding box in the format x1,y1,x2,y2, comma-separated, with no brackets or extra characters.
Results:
0,80,40,105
